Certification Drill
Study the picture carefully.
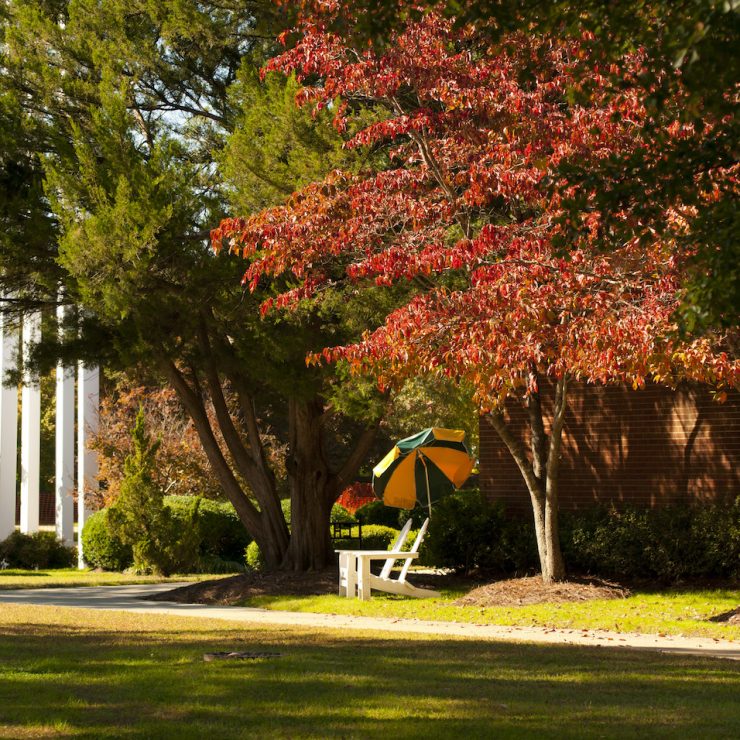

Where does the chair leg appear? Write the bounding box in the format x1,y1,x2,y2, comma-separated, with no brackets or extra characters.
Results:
338,553,347,597
346,554,358,599
358,557,371,601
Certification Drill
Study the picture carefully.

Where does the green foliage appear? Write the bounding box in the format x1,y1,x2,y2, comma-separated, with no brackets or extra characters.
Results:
81,510,133,571
0,531,76,569
331,503,357,524
106,409,199,576
355,500,404,528
422,491,740,583
221,71,352,215
164,496,251,562
245,540,265,572
335,524,399,551
561,500,740,583
420,491,536,574
278,499,358,526
82,497,250,573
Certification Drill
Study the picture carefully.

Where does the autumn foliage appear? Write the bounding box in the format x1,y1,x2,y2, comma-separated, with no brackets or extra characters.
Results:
213,13,737,399
212,6,738,581
336,482,375,514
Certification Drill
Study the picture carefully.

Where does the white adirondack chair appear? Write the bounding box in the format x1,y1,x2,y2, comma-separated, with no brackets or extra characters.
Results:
338,519,412,597
337,517,439,599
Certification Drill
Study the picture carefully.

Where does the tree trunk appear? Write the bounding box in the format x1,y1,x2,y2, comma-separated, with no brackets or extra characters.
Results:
161,357,289,568
283,397,336,570
162,343,379,572
488,374,569,584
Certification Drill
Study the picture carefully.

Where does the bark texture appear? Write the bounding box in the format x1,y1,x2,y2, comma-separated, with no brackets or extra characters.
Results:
488,372,568,583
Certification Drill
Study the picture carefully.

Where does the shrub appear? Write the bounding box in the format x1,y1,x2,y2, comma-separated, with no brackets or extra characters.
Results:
165,496,252,561
561,499,740,583
421,490,515,574
0,531,76,569
245,540,265,571
81,510,133,571
331,503,357,524
279,499,358,526
335,524,399,551
418,491,740,583
107,409,199,575
355,500,403,528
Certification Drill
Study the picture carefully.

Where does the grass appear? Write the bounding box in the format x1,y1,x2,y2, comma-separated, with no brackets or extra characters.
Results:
240,587,740,641
0,604,738,739
0,568,235,590
2,569,736,641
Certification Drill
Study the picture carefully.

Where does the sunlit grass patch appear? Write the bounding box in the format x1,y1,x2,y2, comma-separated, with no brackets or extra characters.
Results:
242,588,740,641
0,604,738,738
0,568,234,589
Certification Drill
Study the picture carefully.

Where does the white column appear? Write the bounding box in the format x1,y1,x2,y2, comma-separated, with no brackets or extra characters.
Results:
77,363,99,568
55,305,75,546
20,312,41,534
0,309,19,540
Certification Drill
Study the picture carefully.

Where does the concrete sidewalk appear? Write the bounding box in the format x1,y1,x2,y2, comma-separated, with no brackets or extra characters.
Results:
0,583,737,661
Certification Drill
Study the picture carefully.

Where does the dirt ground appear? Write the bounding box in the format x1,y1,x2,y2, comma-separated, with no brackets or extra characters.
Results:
150,569,634,607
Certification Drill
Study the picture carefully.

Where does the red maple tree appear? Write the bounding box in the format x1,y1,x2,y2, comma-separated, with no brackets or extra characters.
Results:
213,8,738,582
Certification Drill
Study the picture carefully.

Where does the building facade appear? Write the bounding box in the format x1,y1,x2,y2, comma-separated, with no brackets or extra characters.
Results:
479,382,739,511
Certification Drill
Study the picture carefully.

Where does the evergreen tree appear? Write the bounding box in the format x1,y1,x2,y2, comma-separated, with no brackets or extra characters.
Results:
0,0,399,570
107,408,199,575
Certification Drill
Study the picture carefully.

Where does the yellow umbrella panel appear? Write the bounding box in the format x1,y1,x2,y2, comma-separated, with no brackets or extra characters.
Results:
372,428,475,512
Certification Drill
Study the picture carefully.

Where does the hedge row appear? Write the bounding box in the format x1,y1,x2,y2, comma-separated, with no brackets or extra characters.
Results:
84,498,359,573
82,496,252,572
417,490,740,583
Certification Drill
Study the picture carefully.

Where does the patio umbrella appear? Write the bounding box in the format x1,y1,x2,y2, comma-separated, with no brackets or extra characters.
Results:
372,428,475,516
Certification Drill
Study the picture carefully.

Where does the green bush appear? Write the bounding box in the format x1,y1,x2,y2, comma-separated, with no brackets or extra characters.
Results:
107,409,199,576
561,499,740,583
355,500,403,527
245,540,265,571
420,490,535,574
418,490,740,583
165,496,252,561
335,524,400,551
0,531,76,569
331,503,357,524
81,510,133,571
279,499,358,526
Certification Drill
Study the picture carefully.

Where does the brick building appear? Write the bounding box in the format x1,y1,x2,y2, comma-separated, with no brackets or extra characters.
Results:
479,383,739,512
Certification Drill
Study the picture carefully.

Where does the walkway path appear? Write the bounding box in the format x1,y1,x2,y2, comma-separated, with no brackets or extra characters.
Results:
0,583,737,661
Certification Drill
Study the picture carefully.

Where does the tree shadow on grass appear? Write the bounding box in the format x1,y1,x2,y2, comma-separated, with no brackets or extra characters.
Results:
0,619,738,738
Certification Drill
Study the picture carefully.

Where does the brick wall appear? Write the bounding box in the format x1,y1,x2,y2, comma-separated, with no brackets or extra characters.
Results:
479,383,740,512
15,491,65,526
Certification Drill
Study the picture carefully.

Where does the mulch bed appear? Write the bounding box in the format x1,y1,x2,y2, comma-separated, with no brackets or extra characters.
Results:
149,570,634,607
454,576,631,607
149,570,339,604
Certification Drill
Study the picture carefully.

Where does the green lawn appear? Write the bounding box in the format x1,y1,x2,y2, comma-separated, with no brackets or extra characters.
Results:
1,569,737,641
0,604,738,739
0,568,233,589
241,588,740,641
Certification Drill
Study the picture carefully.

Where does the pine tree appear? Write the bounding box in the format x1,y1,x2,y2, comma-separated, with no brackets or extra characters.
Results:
107,408,199,575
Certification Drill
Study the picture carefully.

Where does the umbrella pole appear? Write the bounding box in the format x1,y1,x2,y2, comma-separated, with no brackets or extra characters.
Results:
420,454,432,519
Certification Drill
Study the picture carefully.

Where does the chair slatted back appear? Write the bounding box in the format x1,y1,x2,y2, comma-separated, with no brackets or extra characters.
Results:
399,517,430,582
379,518,413,580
